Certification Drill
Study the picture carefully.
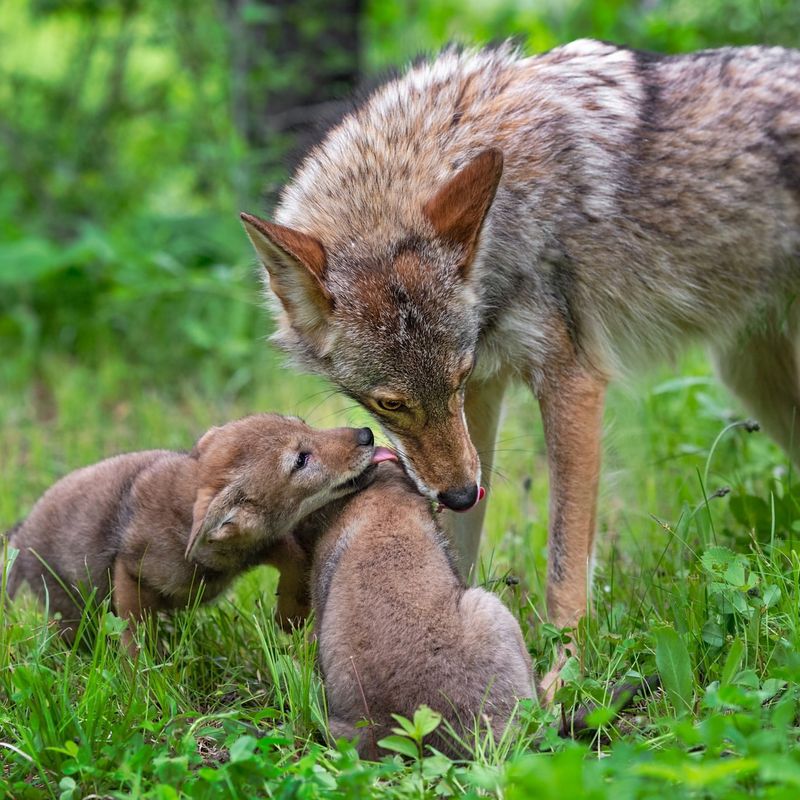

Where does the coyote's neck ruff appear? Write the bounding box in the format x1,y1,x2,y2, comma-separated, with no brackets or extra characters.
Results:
242,40,800,650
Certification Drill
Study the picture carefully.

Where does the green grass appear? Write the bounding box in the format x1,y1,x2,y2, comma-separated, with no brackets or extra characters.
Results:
2,348,800,798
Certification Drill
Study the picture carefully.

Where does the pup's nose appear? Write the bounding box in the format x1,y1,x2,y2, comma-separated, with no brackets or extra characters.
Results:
437,484,479,512
356,427,374,446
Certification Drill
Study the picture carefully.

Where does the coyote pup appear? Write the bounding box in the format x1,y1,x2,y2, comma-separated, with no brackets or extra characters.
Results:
4,414,388,647
302,462,534,758
241,40,800,655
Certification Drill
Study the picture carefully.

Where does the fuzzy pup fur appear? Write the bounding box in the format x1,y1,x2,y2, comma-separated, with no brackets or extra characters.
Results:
240,40,800,690
294,462,534,758
4,414,382,647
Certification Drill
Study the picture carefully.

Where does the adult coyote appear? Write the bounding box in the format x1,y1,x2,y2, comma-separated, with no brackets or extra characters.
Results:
241,40,800,665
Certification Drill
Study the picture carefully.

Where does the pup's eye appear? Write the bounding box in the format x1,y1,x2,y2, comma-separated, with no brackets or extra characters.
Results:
377,398,404,412
293,452,311,471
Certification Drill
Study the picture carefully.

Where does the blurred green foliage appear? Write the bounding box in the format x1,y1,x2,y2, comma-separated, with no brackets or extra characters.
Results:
3,5,800,796
365,0,800,68
1,0,799,391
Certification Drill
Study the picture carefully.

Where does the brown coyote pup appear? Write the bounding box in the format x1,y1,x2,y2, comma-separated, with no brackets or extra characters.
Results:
4,414,390,649
298,462,534,758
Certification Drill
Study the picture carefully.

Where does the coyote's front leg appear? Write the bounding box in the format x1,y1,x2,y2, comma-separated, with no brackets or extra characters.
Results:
536,363,606,701
444,371,509,580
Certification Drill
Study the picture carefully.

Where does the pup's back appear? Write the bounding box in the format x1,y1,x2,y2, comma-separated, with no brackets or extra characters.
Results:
312,465,533,758
6,450,175,623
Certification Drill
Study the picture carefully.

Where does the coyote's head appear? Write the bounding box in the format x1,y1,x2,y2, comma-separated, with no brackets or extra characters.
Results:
242,149,502,510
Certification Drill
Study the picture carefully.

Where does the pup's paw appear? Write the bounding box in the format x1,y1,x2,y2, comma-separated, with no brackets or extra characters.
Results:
274,593,310,632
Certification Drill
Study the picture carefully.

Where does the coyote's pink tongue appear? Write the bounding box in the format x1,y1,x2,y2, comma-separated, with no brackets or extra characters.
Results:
371,446,398,464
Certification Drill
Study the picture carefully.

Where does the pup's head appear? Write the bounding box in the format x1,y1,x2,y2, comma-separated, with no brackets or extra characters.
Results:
241,149,502,510
184,414,396,560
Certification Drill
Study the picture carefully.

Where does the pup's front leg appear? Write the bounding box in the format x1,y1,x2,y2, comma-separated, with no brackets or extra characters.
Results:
536,363,606,702
262,534,312,631
113,559,160,656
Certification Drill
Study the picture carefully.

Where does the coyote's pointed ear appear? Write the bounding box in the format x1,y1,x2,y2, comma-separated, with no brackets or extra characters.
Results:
240,212,332,332
185,485,240,560
423,148,503,273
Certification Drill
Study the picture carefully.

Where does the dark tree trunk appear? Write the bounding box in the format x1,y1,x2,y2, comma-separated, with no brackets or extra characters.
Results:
226,0,362,202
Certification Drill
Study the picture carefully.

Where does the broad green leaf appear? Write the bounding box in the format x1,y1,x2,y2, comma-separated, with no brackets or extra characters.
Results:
702,546,750,587
760,678,787,701
635,758,759,788
378,735,419,759
0,233,110,286
733,669,759,688
152,786,179,800
198,767,226,783
59,776,76,800
771,695,796,730
412,705,442,738
421,753,452,779
584,705,616,728
228,735,257,763
102,613,128,636
153,755,189,786
390,713,418,738
762,584,781,608
654,625,694,714
729,493,772,531
701,545,736,574
730,591,752,616
760,755,800,786
0,239,67,285
559,655,581,684
720,639,744,686
701,619,724,648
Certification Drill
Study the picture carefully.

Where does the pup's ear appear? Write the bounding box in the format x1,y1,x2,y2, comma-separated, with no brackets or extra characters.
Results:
191,425,221,458
423,148,503,275
240,212,332,335
185,485,240,560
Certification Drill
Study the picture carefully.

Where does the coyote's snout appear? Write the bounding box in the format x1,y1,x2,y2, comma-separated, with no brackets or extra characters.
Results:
4,414,391,647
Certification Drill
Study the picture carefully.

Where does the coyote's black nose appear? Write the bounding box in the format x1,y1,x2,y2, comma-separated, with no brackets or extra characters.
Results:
356,427,374,446
438,484,479,512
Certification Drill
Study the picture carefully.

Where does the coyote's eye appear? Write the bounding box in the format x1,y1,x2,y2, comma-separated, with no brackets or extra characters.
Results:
377,398,404,413
293,452,311,471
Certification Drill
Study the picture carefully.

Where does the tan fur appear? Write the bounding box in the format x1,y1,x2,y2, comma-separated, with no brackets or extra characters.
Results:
299,463,534,758
4,415,378,647
241,40,800,657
